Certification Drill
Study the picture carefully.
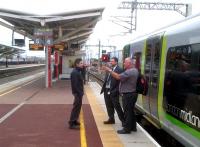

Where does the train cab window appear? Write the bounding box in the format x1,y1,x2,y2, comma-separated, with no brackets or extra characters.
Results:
164,44,200,131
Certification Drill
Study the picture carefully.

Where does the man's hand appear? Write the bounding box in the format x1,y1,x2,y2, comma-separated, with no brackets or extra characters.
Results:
101,65,111,72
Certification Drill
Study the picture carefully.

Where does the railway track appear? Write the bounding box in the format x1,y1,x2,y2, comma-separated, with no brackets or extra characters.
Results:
0,65,45,79
88,71,104,86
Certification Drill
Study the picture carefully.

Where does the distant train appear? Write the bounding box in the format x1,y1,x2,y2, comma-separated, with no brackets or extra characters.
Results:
122,12,200,147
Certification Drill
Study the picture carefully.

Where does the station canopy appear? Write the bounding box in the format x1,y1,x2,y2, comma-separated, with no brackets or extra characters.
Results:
0,44,25,58
0,8,104,54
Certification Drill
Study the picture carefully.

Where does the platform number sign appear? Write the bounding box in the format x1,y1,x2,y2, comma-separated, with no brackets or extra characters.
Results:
34,28,53,46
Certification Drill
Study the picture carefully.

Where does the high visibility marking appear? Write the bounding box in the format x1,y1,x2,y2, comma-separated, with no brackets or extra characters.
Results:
0,87,21,97
0,102,25,124
0,77,41,97
0,90,40,124
22,78,39,86
80,109,87,147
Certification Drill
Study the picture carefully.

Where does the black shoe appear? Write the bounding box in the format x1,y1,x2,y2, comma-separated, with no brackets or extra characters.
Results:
69,124,80,129
117,129,131,134
103,119,115,124
74,121,80,126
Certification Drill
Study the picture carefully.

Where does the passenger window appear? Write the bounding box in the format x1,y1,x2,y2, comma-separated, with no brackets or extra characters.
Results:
164,44,200,131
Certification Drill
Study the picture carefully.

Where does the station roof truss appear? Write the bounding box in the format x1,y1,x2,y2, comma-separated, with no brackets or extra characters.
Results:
0,8,104,48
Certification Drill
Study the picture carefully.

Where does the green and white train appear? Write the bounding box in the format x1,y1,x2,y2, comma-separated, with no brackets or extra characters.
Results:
123,13,200,147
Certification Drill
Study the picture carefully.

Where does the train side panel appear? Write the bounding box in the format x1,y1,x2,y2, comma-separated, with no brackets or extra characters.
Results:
159,15,200,147
126,14,200,147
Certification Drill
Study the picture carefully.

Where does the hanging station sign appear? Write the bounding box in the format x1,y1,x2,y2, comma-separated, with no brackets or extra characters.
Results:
29,28,53,51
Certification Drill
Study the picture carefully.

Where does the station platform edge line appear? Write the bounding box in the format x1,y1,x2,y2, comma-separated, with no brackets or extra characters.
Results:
86,81,160,147
85,83,124,147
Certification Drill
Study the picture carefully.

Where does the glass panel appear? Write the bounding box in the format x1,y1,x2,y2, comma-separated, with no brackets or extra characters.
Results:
143,42,151,113
142,35,162,119
123,44,130,60
164,44,200,131
150,39,161,118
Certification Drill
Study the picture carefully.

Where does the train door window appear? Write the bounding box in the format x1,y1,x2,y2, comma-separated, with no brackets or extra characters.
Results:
164,43,200,131
144,35,162,119
143,42,152,113
123,44,130,60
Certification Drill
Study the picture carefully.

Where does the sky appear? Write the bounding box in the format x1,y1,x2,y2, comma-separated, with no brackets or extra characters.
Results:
0,0,200,58
90,0,200,47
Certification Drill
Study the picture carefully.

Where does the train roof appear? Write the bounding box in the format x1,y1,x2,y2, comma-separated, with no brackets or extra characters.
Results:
127,11,200,45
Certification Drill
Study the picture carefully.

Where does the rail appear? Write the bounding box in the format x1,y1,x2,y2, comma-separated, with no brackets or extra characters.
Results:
88,71,104,86
0,64,45,79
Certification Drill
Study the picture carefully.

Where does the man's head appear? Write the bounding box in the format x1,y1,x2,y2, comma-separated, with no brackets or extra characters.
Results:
123,57,133,69
110,57,118,67
74,58,83,68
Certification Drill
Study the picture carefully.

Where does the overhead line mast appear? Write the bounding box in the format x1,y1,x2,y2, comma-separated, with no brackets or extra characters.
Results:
111,0,192,33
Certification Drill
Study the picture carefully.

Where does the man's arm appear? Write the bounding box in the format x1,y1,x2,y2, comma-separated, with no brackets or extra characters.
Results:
102,66,121,80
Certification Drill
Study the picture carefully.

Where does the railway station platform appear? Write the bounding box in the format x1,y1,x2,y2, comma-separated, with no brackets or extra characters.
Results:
0,72,160,147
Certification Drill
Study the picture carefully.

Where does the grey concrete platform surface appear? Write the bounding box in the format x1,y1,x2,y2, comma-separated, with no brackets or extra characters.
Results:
0,72,161,147
88,81,161,147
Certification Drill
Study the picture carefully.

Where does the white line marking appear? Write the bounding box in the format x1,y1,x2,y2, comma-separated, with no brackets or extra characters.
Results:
0,87,21,97
0,102,25,124
22,78,41,86
137,123,161,147
0,77,42,97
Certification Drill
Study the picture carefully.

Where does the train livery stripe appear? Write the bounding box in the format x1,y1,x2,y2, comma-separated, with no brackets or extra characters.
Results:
166,114,200,140
141,40,146,75
158,35,167,123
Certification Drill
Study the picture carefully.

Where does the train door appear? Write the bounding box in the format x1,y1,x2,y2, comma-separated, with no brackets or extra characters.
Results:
123,44,130,61
144,35,162,120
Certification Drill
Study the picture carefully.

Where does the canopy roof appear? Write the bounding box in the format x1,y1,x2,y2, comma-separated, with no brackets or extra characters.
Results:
0,44,25,58
0,8,104,48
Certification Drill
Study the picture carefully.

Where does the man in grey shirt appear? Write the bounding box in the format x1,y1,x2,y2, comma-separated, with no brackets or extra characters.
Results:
102,57,139,134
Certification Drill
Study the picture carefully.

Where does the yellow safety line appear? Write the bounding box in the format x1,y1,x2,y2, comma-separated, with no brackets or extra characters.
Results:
0,78,41,97
80,109,88,147
22,78,39,86
0,86,21,97
85,84,124,147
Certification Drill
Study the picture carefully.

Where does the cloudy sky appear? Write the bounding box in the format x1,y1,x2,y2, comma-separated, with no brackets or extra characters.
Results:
0,0,199,57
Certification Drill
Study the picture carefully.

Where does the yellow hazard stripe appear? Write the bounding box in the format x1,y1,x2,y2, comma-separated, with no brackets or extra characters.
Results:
0,77,41,97
0,87,21,97
80,109,87,147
